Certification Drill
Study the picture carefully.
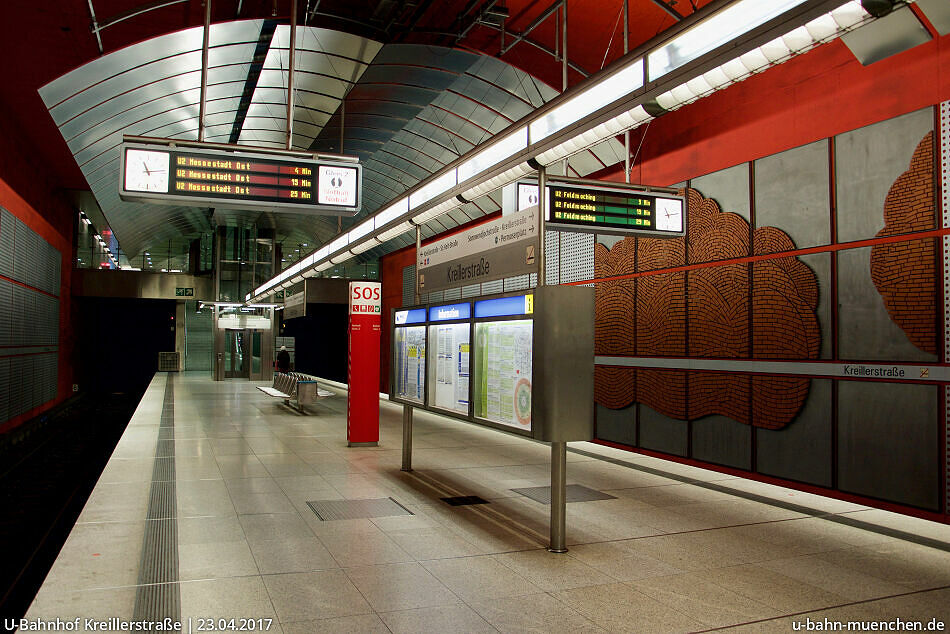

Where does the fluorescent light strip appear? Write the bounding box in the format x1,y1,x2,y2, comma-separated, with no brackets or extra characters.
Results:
374,198,409,228
458,128,528,183
351,238,381,254
326,235,348,255
647,0,808,81
376,221,413,243
461,162,534,201
249,0,871,304
409,170,457,210
348,220,375,243
534,106,653,167
653,2,871,112
412,198,457,225
329,250,353,264
530,59,644,143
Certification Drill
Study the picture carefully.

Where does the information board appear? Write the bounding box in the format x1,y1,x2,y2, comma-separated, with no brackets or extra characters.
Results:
546,182,683,236
119,142,361,215
393,326,426,404
473,319,533,431
428,323,471,415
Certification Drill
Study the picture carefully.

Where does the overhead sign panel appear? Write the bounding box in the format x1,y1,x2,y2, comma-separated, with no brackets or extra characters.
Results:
119,142,361,215
416,205,539,294
546,182,684,236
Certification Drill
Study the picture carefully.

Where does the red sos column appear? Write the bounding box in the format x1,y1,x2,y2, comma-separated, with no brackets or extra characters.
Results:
347,281,382,446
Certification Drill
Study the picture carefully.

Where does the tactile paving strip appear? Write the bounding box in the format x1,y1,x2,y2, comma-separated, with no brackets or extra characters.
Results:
133,378,180,625
511,484,618,504
307,497,413,521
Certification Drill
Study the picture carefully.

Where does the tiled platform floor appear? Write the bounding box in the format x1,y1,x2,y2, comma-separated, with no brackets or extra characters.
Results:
25,373,950,632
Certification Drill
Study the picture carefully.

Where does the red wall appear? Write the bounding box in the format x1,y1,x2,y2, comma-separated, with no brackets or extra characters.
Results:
0,107,75,433
601,34,950,186
380,245,416,394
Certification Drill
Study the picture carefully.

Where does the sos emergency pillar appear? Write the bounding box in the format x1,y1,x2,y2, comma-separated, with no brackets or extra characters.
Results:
347,281,382,446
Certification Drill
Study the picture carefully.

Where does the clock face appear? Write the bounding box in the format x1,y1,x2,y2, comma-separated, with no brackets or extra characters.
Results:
124,149,170,193
655,198,683,233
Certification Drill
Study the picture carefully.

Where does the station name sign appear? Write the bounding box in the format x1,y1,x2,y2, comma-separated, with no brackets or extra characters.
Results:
119,142,361,215
416,205,539,294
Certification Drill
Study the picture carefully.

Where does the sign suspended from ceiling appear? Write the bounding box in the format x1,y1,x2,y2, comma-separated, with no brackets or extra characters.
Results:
118,141,362,215
518,179,685,237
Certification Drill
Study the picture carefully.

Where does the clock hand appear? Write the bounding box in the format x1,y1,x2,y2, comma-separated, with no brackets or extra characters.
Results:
142,162,152,176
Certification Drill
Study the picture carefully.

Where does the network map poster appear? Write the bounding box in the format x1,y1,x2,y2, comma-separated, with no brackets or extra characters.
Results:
473,320,533,430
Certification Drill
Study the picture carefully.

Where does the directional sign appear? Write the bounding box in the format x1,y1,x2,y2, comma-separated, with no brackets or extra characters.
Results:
416,205,538,294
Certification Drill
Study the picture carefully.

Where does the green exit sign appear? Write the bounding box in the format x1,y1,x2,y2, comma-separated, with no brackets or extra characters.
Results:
175,287,194,297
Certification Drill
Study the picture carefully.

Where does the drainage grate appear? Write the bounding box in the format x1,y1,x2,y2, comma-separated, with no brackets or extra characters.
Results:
307,497,413,521
511,484,617,504
441,495,490,507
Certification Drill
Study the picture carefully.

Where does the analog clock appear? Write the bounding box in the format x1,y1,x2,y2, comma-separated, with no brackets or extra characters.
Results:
124,149,170,193
655,198,683,233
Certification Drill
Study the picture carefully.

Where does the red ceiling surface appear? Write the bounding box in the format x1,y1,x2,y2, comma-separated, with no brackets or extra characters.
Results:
3,0,715,195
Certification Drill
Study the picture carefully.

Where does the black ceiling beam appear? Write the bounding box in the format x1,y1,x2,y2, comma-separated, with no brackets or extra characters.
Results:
649,0,685,21
228,19,278,145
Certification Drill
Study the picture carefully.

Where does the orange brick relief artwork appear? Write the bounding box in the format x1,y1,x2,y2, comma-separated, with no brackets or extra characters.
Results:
594,188,820,430
869,132,936,355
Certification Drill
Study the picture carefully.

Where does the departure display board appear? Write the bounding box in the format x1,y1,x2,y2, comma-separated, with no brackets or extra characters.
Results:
545,182,684,237
119,142,361,215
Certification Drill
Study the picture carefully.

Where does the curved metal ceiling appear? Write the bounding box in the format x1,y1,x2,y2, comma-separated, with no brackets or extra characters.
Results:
39,21,381,258
39,19,625,262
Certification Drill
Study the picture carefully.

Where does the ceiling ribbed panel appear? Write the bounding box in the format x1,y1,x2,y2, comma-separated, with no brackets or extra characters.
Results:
40,23,621,264
238,26,382,150
39,21,261,257
314,44,562,241
39,21,381,259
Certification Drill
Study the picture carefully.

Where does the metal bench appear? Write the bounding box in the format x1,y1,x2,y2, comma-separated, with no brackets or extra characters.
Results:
256,372,333,413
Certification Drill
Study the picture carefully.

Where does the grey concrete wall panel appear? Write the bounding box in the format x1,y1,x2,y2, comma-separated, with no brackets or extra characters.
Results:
184,302,214,372
639,405,688,457
837,246,935,361
597,234,624,249
917,0,950,35
546,230,561,286
0,208,13,278
12,285,32,346
0,279,11,347
0,357,8,424
836,108,934,243
799,253,832,359
305,279,350,304
838,381,940,510
11,356,30,418
842,6,931,66
402,265,417,306
480,279,504,295
461,284,482,298
755,139,831,248
756,378,832,486
691,414,752,470
560,232,595,284
73,270,214,301
503,275,530,291
691,163,751,222
596,403,637,447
